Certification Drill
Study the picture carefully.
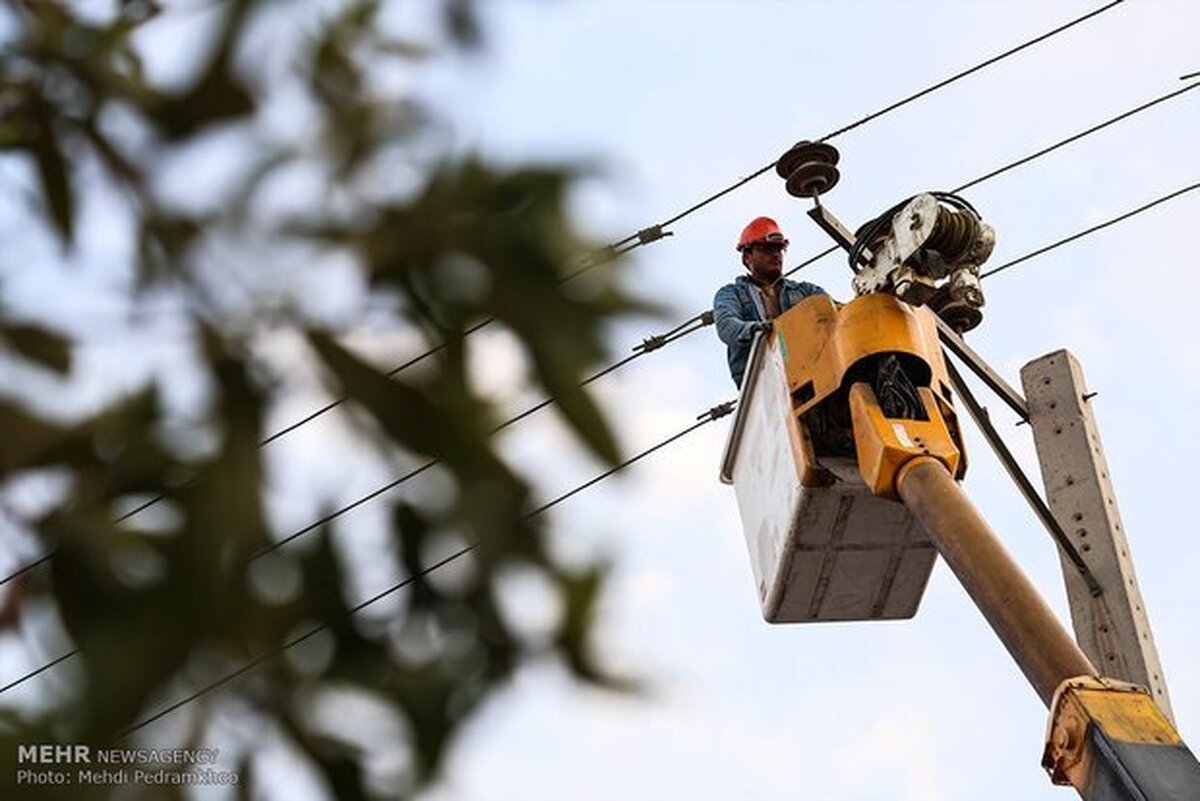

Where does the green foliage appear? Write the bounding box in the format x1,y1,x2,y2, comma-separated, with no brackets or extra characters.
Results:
0,1,644,798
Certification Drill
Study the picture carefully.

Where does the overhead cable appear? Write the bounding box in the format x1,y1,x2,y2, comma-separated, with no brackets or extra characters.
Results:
292,0,1126,416
0,400,737,723
980,181,1200,279
5,177,1196,698
780,79,1200,279
259,244,637,448
816,1,1125,144
246,323,709,560
953,81,1200,193
608,0,1127,253
93,179,1197,732
2,75,1192,590
0,314,715,586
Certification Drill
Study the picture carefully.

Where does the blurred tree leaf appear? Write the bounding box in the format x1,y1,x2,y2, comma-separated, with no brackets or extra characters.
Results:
554,561,636,691
152,0,255,140
443,0,482,48
308,330,501,474
0,400,72,478
354,158,657,465
1,322,72,373
29,94,74,245
0,1,645,799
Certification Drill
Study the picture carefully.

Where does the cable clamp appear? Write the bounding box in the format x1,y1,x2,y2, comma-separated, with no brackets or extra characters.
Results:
700,401,736,422
637,225,671,245
635,334,665,353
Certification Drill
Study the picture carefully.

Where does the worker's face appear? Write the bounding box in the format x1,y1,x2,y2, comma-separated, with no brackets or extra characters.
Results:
743,242,786,282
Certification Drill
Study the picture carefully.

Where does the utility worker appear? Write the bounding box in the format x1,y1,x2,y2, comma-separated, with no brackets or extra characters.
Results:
714,216,827,388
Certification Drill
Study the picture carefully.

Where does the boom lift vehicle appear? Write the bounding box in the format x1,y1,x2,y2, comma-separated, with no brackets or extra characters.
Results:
719,142,1200,800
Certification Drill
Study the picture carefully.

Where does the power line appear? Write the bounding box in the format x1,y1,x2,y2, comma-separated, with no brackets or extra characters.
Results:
613,0,1126,249
786,246,841,279
247,323,711,560
0,401,737,730
777,79,1199,279
980,181,1200,279
274,0,1124,425
260,319,496,448
209,0,1133,450
816,0,1125,144
4,179,1191,700
0,0,1162,693
0,314,715,585
3,74,1192,590
102,180,1198,740
0,650,76,697
953,81,1200,193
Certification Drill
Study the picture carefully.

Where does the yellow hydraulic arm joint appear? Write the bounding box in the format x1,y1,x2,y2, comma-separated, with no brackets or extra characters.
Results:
1043,676,1200,800
848,383,959,498
773,292,966,487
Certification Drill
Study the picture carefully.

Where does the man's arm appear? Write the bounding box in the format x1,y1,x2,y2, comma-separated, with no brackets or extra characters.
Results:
713,284,764,346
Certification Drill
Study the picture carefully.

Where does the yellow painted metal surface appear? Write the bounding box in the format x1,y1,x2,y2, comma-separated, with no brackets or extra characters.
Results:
849,384,961,498
776,293,956,418
773,293,966,487
1043,676,1182,789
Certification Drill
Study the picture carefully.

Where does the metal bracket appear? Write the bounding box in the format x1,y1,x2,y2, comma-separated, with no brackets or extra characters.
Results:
935,318,1029,421
806,205,870,271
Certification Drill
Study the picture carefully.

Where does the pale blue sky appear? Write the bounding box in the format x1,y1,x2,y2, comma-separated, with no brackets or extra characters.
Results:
409,2,1200,800
1,2,1197,800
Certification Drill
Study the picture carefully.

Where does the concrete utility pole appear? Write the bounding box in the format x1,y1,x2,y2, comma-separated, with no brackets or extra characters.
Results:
1021,350,1173,720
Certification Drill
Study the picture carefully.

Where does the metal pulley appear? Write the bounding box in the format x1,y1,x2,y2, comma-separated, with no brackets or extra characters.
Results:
848,192,994,333
776,140,841,198
927,205,979,261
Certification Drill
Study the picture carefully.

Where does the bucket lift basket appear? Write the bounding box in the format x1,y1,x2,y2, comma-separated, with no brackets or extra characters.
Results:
719,293,965,623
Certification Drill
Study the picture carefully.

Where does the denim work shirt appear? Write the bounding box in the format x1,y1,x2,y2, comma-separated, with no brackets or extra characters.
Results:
713,274,826,387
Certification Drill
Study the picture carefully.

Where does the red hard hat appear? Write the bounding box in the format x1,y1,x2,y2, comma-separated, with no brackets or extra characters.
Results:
737,216,789,252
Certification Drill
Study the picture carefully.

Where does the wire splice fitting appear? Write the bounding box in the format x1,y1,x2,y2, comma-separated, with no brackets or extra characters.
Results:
701,401,737,422
637,334,666,353
637,225,670,245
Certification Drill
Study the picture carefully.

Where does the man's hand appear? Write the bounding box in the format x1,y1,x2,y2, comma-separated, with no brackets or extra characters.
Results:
751,320,773,336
